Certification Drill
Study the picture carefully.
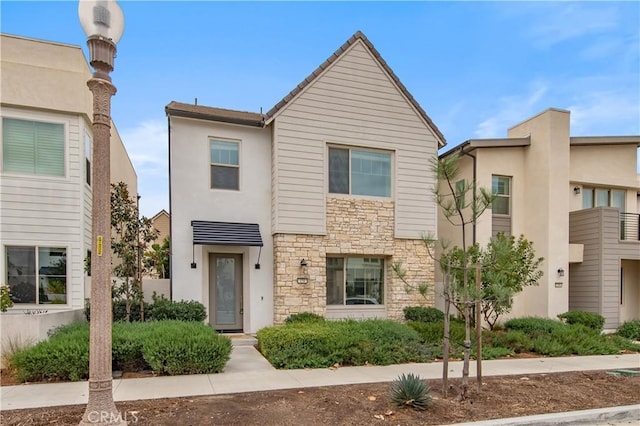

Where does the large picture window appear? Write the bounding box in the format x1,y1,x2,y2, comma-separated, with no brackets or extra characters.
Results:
210,139,239,190
329,147,391,197
492,175,511,215
5,246,67,305
2,118,65,176
326,257,384,306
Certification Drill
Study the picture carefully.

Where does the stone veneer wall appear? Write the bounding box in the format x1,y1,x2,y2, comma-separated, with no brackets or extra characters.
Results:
273,198,434,324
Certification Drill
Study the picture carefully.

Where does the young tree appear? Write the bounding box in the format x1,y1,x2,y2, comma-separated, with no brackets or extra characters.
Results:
393,153,493,398
111,182,159,321
434,153,494,399
144,236,170,279
480,233,544,329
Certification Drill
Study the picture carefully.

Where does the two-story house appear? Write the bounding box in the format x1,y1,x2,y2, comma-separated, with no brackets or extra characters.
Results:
438,108,639,331
0,35,137,324
167,31,445,333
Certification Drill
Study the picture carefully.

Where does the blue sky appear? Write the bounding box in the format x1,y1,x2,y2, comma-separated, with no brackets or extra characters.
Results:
2,1,639,217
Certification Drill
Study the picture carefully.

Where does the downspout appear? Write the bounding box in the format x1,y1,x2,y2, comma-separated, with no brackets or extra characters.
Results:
461,147,477,245
167,113,173,300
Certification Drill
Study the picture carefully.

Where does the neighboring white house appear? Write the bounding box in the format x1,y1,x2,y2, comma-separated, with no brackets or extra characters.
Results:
438,108,640,330
167,31,445,333
0,34,137,353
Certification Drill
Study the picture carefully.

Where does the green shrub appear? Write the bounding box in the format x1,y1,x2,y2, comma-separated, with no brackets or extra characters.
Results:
617,320,640,340
531,324,620,356
112,322,149,371
84,299,152,322
477,346,513,360
142,321,231,375
504,317,565,336
403,306,444,323
150,294,206,322
557,311,605,332
390,373,431,410
605,334,640,351
12,323,90,382
12,320,232,382
257,319,430,369
284,312,325,324
489,330,533,353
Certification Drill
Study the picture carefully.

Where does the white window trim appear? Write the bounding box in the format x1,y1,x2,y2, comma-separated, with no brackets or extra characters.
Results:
4,244,69,307
209,137,241,191
1,112,69,181
492,175,511,217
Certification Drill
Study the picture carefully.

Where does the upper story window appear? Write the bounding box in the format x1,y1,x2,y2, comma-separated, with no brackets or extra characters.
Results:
210,139,239,190
329,147,391,197
582,187,625,211
2,118,65,176
492,175,511,215
6,246,67,305
84,131,92,186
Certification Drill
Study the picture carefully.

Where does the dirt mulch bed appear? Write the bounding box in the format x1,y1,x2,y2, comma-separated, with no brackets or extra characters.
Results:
1,370,639,425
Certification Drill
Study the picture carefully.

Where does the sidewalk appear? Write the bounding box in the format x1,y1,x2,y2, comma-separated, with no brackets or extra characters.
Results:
1,349,638,411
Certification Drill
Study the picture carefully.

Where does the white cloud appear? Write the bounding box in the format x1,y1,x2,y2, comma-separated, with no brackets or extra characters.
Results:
474,82,548,138
568,90,640,136
500,3,619,49
119,119,168,218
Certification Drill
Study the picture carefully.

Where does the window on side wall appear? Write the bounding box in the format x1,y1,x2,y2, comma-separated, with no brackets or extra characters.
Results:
210,139,239,190
582,187,625,212
328,147,391,197
2,118,65,176
85,131,92,186
326,257,384,306
5,246,67,305
491,175,511,215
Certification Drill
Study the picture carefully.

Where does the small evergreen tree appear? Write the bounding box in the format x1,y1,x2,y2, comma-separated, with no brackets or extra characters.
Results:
144,236,170,279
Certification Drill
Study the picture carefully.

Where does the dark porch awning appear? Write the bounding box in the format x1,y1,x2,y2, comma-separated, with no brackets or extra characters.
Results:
191,220,263,247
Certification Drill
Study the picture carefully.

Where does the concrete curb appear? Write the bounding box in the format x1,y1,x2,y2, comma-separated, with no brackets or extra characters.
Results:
450,404,639,425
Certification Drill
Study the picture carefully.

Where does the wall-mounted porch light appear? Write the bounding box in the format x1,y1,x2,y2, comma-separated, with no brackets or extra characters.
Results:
573,186,581,194
557,267,565,277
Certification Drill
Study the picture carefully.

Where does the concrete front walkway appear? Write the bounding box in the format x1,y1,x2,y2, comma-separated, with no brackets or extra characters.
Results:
1,350,638,411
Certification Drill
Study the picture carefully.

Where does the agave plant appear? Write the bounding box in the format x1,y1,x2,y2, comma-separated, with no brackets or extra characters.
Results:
390,373,432,410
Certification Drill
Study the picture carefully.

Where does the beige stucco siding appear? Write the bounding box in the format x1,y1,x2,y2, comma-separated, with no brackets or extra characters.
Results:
1,35,93,117
570,145,639,190
272,40,439,238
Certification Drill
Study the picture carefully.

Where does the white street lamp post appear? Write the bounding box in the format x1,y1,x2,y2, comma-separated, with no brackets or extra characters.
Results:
78,1,125,424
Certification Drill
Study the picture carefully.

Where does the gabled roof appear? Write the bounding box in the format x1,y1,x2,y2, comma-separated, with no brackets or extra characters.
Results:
264,31,446,147
165,32,445,147
165,102,264,127
150,209,169,222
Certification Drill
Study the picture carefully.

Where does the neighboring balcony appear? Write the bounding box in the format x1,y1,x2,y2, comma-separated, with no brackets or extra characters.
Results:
620,212,640,241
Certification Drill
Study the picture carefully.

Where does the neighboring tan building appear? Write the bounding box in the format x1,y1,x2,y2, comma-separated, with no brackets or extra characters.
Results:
0,34,137,313
150,209,170,245
167,31,445,333
438,108,639,330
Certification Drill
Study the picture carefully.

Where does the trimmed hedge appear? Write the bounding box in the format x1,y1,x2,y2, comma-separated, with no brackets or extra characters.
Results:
12,321,231,382
84,295,206,323
257,319,432,369
403,306,445,323
284,312,325,324
142,321,231,375
557,311,605,332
